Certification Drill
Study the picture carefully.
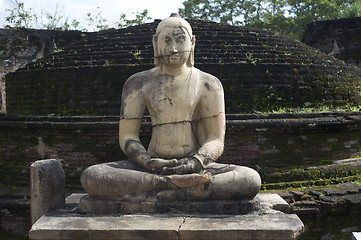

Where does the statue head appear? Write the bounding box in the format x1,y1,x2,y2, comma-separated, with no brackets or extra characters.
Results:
153,13,195,67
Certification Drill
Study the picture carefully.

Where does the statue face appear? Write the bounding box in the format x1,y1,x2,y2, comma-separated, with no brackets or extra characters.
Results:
156,27,192,66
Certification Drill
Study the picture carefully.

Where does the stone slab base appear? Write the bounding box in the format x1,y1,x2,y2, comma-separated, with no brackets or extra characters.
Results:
79,194,260,215
29,193,304,240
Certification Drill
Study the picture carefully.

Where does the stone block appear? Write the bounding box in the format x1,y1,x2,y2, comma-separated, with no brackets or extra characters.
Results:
79,194,260,215
179,213,304,240
30,214,182,240
257,193,290,213
30,159,65,225
29,193,304,240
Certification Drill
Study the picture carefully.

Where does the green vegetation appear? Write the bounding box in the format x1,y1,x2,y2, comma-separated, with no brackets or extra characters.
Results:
179,0,361,40
268,105,361,114
4,0,151,31
5,0,361,39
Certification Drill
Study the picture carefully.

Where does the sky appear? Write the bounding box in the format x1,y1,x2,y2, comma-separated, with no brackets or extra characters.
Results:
0,0,185,30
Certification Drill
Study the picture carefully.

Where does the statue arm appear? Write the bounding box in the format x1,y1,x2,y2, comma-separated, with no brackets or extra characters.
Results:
193,76,226,166
118,76,149,168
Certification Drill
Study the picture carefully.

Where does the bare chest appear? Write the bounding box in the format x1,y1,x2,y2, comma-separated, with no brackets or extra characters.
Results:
144,76,200,122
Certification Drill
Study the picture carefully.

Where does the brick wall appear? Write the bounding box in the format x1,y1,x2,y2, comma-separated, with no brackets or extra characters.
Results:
302,17,361,67
6,20,361,116
0,28,84,113
1,113,360,188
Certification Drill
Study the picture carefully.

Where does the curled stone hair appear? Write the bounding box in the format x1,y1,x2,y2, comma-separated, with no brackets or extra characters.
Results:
153,13,195,67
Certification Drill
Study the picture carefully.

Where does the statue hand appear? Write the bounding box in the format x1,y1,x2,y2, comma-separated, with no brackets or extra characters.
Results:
145,158,178,173
161,157,203,175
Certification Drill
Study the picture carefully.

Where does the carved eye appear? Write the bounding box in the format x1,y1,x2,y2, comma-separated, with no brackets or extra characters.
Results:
177,36,186,42
165,36,171,43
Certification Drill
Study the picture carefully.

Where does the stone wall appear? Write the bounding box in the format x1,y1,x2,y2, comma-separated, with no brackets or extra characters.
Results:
6,20,361,116
0,28,84,113
302,17,361,67
1,113,360,189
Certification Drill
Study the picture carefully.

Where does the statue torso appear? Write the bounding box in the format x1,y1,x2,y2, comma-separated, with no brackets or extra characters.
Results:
122,66,223,159
143,67,201,158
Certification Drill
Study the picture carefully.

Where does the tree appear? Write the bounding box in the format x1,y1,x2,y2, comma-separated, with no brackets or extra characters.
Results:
179,0,361,40
5,0,34,28
5,0,82,30
86,7,110,31
117,10,152,29
4,0,152,31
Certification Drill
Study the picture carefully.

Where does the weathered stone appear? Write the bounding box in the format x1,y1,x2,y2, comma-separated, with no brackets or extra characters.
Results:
80,14,261,202
291,207,319,216
30,159,65,224
29,193,304,240
319,195,342,203
276,191,294,203
30,212,304,240
258,193,290,213
302,17,361,67
309,190,323,197
343,194,361,205
343,194,361,214
2,114,361,189
290,190,304,200
30,214,182,240
318,201,336,214
179,213,304,240
0,28,83,114
79,194,260,215
300,200,318,207
322,187,348,196
338,183,361,194
7,18,361,116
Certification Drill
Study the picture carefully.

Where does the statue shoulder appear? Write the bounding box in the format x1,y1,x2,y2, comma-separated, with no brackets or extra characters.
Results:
196,68,223,92
123,69,152,93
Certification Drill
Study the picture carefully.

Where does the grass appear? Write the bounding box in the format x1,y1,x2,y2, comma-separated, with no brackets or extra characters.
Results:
268,105,361,114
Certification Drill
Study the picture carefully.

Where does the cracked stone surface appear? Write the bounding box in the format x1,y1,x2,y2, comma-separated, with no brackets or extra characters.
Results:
29,193,304,240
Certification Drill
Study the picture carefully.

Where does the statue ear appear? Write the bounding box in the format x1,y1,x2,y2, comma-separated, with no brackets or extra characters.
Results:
153,34,160,67
187,35,196,67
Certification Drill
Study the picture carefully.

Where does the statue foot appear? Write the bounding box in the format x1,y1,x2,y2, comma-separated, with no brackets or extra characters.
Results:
157,182,213,201
165,172,212,188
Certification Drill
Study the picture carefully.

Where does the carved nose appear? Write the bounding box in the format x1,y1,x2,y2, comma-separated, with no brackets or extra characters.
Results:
171,46,178,53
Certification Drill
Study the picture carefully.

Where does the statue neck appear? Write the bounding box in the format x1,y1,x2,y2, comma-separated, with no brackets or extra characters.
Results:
160,63,189,76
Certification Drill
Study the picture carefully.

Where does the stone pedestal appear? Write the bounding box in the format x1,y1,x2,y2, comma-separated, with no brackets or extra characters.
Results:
29,193,304,240
79,194,260,215
30,159,65,225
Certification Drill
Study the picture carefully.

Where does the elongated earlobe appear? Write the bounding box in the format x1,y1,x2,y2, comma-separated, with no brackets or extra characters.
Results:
187,36,196,67
153,35,160,67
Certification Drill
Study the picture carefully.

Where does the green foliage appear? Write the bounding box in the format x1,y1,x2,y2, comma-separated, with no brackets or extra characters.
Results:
179,0,361,40
117,10,152,29
4,0,152,31
5,0,33,28
40,5,81,30
86,7,109,31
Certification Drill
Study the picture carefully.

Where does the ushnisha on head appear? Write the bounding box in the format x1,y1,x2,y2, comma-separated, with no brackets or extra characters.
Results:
153,13,195,67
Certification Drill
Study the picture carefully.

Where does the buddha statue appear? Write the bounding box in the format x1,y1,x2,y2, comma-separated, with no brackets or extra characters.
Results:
81,14,261,202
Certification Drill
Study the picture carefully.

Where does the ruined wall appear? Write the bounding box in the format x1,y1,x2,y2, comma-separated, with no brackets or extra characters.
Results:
1,113,360,188
302,17,361,67
0,28,84,113
6,20,361,116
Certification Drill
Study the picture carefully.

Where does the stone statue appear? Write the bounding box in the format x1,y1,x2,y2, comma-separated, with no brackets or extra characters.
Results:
81,14,261,202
